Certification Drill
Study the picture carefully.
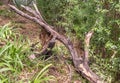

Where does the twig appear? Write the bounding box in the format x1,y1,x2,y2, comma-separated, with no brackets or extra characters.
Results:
21,5,41,20
33,2,47,24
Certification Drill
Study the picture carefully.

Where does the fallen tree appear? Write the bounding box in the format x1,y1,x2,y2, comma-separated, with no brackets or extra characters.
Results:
9,3,104,83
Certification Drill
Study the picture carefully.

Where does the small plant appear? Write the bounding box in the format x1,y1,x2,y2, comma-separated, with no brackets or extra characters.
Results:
32,64,55,83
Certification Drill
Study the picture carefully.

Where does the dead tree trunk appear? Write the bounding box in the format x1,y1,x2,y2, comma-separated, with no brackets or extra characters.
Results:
9,4,104,83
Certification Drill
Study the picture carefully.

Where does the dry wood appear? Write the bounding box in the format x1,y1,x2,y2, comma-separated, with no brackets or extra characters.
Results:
9,4,103,83
84,30,94,63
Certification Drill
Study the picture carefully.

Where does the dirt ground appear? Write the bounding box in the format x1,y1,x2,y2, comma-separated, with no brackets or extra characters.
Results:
0,4,41,42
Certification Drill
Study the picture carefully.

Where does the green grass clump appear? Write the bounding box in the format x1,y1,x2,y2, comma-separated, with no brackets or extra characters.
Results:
0,23,54,83
0,23,30,82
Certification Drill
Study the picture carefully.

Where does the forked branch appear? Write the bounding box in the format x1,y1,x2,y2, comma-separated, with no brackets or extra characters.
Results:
9,4,103,83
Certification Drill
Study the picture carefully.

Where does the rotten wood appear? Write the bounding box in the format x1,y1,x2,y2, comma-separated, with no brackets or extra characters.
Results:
9,4,104,83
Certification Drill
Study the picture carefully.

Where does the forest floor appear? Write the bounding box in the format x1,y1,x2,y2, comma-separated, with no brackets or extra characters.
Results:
0,3,83,83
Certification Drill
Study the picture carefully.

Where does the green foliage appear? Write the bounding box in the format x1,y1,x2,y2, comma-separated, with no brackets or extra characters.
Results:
0,23,30,82
90,55,120,83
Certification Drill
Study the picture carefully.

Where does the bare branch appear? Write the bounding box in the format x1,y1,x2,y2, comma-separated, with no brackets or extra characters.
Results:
33,2,47,24
9,4,52,33
84,30,94,62
21,5,41,20
9,4,37,21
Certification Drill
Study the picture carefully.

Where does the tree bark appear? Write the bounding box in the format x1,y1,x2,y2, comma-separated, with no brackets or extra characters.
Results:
9,4,103,83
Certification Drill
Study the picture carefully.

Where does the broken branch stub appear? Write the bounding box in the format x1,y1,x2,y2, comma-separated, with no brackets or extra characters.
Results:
84,30,94,63
9,4,103,83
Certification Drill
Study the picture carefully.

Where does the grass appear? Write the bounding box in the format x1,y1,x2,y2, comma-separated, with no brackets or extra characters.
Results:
0,23,54,83
32,64,55,83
